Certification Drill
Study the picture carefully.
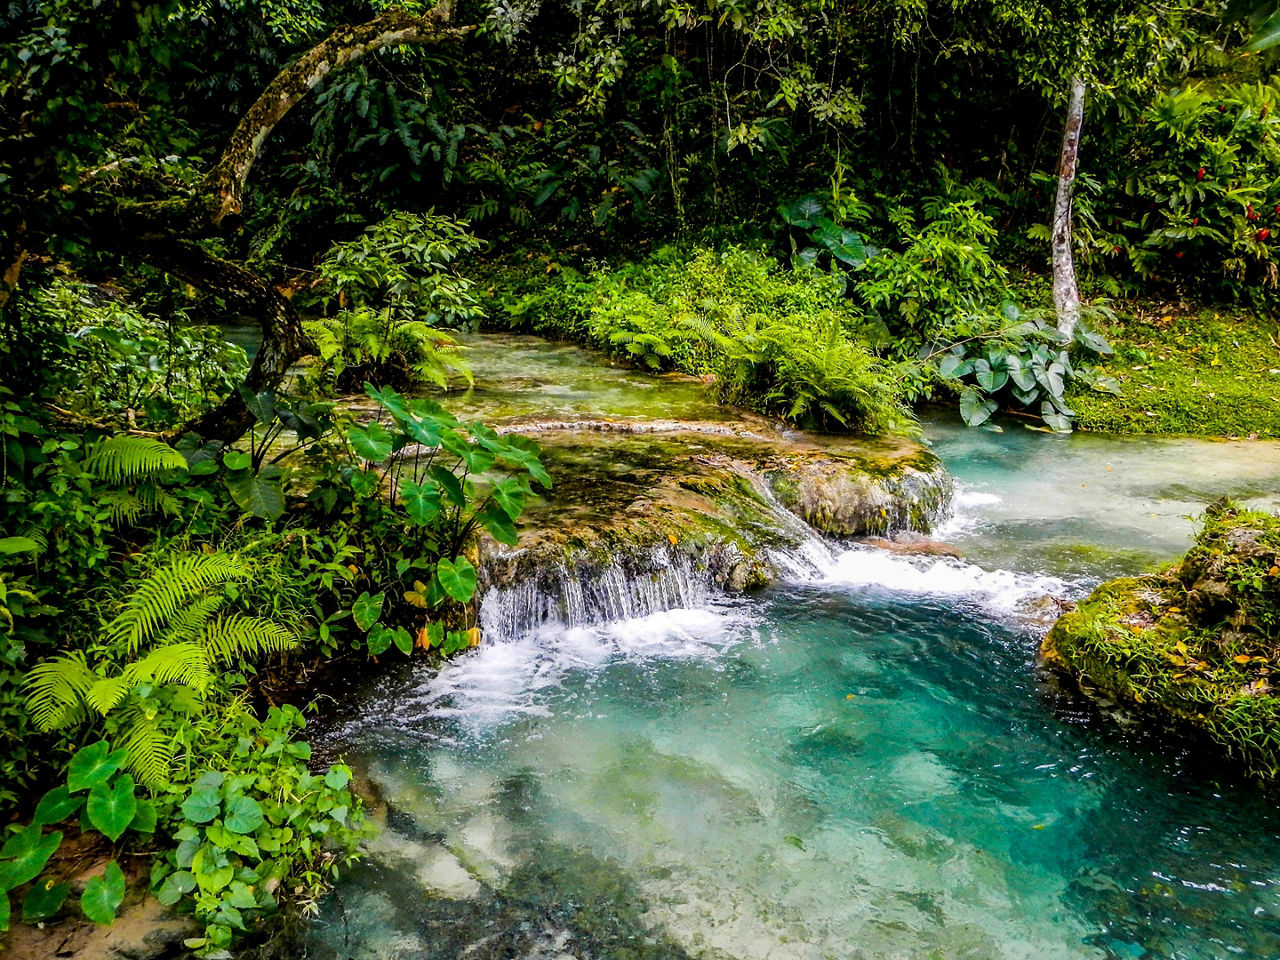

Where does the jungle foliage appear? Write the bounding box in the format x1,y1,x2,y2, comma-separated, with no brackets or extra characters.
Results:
3,0,1280,948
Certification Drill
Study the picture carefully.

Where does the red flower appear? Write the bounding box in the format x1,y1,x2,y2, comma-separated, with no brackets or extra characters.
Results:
1192,217,1200,227
1259,229,1272,242
1248,204,1259,220
1175,251,1184,258
1113,245,1122,253
1196,166,1206,181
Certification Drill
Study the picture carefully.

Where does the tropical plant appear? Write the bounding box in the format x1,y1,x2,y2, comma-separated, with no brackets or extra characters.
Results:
23,552,296,787
931,304,1121,431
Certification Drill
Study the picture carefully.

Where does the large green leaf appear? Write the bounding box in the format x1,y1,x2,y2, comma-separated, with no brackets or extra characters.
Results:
1246,8,1280,50
238,386,278,425
0,827,62,892
972,359,1009,393
81,861,125,925
401,479,442,525
67,742,127,792
959,387,997,427
365,624,393,656
1007,355,1037,392
490,478,527,520
23,878,69,922
0,537,39,555
352,591,385,632
223,796,265,835
429,465,466,507
436,557,478,603
87,775,138,842
479,503,519,546
33,786,83,826
0,891,8,933
155,870,196,907
180,789,221,824
347,422,394,461
225,469,285,519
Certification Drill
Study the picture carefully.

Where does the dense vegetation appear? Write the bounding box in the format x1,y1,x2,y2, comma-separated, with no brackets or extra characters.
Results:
4,0,1280,952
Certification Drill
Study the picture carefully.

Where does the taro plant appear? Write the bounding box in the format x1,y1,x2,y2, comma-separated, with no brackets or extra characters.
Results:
931,304,1120,432
0,739,159,932
310,383,550,658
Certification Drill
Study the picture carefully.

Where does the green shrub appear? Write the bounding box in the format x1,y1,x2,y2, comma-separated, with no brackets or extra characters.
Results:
487,246,914,434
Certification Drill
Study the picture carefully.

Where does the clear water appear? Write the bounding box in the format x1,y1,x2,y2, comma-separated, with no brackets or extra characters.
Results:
290,421,1280,960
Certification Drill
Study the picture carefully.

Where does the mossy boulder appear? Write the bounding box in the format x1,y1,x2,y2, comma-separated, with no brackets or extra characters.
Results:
1044,500,1280,780
476,422,951,636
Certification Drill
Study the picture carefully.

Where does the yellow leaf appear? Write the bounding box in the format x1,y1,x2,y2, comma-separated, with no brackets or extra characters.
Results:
1234,655,1253,664
1269,566,1280,577
415,627,431,649
1171,673,1186,681
466,626,482,648
1176,641,1189,655
668,533,678,545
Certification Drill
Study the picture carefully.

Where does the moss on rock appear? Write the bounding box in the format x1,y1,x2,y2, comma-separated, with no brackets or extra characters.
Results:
1044,500,1280,780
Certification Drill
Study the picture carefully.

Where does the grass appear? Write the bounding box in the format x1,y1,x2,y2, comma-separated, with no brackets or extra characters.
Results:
1069,305,1280,438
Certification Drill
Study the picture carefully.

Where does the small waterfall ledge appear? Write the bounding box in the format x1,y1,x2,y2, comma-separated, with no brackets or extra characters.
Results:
478,423,953,641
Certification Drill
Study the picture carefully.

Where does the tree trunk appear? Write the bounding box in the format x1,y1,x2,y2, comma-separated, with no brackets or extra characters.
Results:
142,241,309,444
1052,76,1086,336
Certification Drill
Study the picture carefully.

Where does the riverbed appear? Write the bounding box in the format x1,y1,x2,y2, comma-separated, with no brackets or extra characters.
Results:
289,335,1280,960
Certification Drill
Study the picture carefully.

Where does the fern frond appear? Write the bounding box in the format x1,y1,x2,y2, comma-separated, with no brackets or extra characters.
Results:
155,596,222,647
137,483,182,517
86,436,186,485
201,615,296,664
123,642,213,693
114,705,175,788
84,675,133,715
100,490,144,526
107,553,247,654
24,652,96,731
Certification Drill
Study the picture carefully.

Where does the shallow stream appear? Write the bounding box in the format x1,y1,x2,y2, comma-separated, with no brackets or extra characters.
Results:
290,336,1280,960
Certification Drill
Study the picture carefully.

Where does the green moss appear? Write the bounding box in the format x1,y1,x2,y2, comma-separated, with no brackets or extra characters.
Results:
1045,502,1280,780
1068,307,1280,438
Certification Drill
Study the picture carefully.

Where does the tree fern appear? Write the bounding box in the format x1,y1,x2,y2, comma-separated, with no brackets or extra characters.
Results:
85,436,186,484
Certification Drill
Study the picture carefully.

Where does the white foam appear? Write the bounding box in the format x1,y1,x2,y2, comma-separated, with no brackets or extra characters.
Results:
391,604,754,734
820,546,1070,614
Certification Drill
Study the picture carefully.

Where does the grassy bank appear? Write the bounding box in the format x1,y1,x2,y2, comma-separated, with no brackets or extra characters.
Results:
1069,306,1280,438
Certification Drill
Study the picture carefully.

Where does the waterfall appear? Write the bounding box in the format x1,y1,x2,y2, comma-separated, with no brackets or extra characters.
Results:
479,549,713,643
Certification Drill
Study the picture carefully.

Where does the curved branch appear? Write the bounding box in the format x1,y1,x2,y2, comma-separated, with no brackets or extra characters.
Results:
202,1,471,230
141,240,310,444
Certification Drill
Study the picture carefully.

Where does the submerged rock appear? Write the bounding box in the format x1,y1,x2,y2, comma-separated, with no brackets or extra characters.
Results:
1043,499,1280,781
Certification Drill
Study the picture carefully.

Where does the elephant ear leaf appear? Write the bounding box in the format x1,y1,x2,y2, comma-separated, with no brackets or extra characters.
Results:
81,861,125,925
436,557,477,603
0,827,62,892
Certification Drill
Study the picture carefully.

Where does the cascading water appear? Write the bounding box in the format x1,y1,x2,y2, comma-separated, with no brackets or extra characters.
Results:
291,344,1280,960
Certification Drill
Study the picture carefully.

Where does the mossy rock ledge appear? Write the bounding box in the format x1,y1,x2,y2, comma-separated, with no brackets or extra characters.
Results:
1043,500,1280,781
475,420,951,636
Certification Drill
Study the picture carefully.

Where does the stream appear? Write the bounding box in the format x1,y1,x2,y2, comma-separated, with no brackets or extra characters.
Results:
287,335,1280,960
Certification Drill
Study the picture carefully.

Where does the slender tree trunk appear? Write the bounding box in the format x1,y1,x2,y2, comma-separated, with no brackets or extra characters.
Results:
1052,76,1086,336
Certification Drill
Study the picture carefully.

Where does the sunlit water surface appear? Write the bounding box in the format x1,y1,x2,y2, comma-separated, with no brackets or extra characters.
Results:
289,375,1280,960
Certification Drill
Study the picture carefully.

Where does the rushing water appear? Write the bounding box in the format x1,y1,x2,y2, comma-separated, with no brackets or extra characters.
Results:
288,337,1280,960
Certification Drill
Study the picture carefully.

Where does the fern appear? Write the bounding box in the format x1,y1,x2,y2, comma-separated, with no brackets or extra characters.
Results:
24,551,297,787
24,652,95,731
85,436,186,484
107,553,247,654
